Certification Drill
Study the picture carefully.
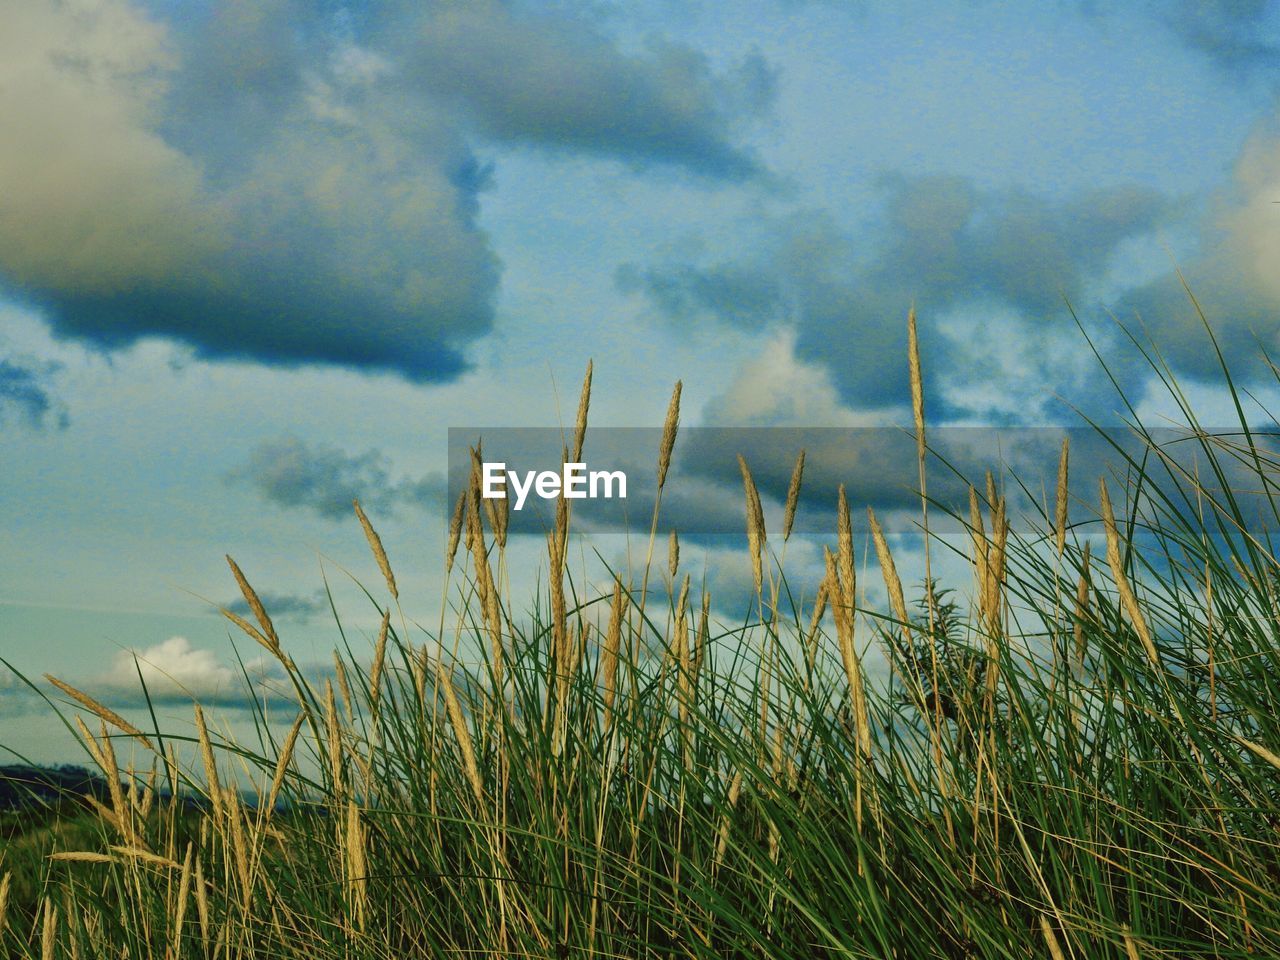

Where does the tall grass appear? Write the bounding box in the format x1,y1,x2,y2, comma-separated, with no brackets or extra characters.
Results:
4,307,1280,958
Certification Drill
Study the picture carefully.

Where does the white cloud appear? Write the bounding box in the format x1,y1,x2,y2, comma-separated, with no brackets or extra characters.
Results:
100,636,237,702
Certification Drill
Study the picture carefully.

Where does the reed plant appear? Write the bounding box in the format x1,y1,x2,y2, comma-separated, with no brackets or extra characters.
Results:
4,303,1280,958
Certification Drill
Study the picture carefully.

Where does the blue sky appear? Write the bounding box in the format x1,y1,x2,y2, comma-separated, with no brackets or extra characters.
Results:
3,0,1280,762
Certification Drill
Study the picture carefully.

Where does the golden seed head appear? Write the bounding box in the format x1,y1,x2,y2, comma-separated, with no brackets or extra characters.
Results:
783,449,805,542
658,380,682,488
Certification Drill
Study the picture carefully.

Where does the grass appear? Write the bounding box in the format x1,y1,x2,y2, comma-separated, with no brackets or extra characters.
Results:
4,303,1280,958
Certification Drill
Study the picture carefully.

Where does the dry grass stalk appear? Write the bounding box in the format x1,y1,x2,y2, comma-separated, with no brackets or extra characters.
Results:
836,485,856,615
601,578,626,731
825,548,870,759
47,851,116,864
370,608,391,713
465,461,505,691
695,589,710,686
324,680,345,799
1122,927,1141,960
1100,478,1160,668
226,555,280,654
658,381,682,489
345,800,368,933
1039,915,1067,960
713,769,745,873
41,897,56,960
783,449,805,541
109,846,183,870
45,674,155,751
867,507,908,629
333,652,354,722
439,662,485,805
805,576,829,674
266,713,305,814
0,871,10,937
738,455,766,596
445,489,466,574
353,500,398,601
573,359,592,464
220,607,276,659
194,854,210,943
674,574,693,734
1055,437,1070,557
171,843,194,958
907,305,925,459
668,528,679,579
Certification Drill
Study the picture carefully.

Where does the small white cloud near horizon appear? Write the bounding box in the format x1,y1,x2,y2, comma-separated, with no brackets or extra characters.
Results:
100,636,237,702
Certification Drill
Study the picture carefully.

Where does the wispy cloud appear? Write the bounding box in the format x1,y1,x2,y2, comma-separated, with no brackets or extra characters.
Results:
0,355,68,430
230,435,447,520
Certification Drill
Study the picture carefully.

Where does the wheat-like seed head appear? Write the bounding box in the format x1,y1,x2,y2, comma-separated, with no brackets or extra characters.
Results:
194,705,222,823
658,380,682,488
0,871,10,937
907,305,925,459
1100,477,1159,668
370,608,391,712
45,675,155,751
783,449,805,542
445,489,466,574
867,507,908,628
668,528,679,579
738,455,766,597
573,359,592,464
226,555,280,654
41,898,56,960
438,662,484,805
267,712,305,815
836,484,855,614
602,578,625,727
353,500,398,600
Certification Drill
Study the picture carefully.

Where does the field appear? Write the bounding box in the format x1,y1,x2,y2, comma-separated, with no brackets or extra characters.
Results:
3,309,1280,958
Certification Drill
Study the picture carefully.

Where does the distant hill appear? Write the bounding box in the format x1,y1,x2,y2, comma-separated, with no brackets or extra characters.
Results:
0,764,111,812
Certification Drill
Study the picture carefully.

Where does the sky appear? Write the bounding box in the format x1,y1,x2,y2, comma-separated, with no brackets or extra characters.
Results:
4,0,1280,764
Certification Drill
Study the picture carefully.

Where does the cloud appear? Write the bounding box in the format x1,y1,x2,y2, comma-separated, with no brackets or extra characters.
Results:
0,0,771,381
1159,0,1280,74
1112,119,1280,386
398,2,774,178
620,175,1175,416
0,355,68,430
231,435,447,520
95,636,259,706
225,589,330,622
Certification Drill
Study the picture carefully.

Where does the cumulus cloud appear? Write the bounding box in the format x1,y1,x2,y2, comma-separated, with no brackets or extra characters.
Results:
620,175,1175,416
96,636,251,705
1113,119,1280,385
231,435,447,519
0,355,68,430
0,0,770,381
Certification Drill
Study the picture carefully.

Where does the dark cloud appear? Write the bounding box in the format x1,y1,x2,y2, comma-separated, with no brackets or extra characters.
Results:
231,435,447,520
1161,0,1280,74
398,3,774,178
620,175,1175,413
0,356,68,430
0,0,771,381
225,589,330,622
